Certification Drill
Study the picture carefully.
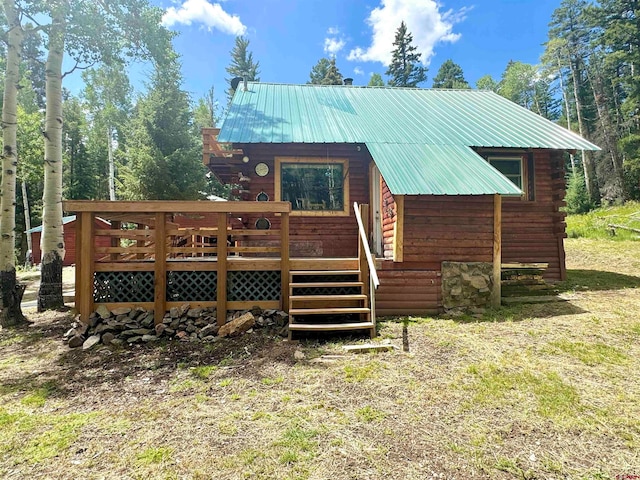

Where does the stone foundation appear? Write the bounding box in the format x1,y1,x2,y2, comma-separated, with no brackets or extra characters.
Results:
441,262,494,311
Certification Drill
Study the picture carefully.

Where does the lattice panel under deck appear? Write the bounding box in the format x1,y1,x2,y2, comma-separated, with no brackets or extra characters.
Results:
94,271,155,303
228,270,281,301
167,271,217,302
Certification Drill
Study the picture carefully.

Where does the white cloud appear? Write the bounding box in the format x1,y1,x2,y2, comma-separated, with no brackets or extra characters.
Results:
327,26,340,35
354,67,365,76
324,37,346,56
162,0,246,36
347,0,470,66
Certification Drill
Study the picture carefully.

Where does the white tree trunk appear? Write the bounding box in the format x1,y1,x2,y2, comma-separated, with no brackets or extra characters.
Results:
108,126,116,200
0,0,27,326
38,6,66,311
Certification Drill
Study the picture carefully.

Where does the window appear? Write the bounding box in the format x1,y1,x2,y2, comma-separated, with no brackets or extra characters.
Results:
489,157,524,189
275,157,349,216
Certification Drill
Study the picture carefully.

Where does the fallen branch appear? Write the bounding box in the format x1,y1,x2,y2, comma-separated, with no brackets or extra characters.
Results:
607,223,640,234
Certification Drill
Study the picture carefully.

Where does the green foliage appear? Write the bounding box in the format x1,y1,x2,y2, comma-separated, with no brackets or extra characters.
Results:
565,201,640,239
565,171,594,214
498,61,558,119
432,59,469,89
322,58,343,85
368,73,384,86
308,57,343,85
385,21,427,87
193,86,220,130
475,74,499,92
122,52,206,200
226,36,260,100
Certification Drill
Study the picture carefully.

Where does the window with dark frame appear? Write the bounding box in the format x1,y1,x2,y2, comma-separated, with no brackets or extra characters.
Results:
280,162,345,212
489,157,524,190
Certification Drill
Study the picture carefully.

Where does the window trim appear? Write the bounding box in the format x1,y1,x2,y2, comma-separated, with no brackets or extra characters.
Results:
275,157,350,217
488,155,528,200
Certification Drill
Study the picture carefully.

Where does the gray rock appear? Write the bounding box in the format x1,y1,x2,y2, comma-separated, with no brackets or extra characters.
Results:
170,307,180,318
155,324,166,336
186,324,196,333
199,324,219,337
127,336,142,343
142,334,158,342
111,307,132,316
102,332,115,345
110,338,124,346
82,334,101,350
169,319,180,329
121,328,152,337
68,335,84,348
187,308,203,318
96,305,111,319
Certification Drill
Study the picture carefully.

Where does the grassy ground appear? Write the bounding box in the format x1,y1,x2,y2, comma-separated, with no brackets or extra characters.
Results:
566,201,640,240
1,239,639,479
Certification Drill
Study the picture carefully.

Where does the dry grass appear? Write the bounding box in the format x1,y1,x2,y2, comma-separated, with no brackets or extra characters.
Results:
0,239,639,479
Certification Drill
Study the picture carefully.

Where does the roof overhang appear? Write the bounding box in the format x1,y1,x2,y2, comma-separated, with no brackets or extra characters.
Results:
366,143,523,196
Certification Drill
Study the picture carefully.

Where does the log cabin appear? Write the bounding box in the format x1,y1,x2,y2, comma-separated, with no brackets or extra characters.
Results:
206,82,599,324
65,82,598,338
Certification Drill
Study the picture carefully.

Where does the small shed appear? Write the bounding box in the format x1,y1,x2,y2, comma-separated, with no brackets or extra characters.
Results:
26,215,111,266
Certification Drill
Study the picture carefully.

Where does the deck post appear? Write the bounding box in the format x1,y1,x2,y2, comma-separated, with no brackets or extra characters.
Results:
110,221,121,261
280,211,290,312
154,212,167,325
77,211,95,324
216,212,228,326
359,204,370,300
492,194,502,307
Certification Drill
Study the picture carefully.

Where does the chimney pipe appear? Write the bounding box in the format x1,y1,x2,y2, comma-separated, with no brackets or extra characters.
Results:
344,78,353,86
243,75,248,91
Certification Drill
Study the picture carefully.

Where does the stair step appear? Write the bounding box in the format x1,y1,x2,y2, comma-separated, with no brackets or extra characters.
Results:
290,270,360,276
290,282,364,288
288,321,375,332
290,294,367,302
290,307,370,315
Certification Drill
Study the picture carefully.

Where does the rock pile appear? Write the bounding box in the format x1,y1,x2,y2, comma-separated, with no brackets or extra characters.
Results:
64,304,289,350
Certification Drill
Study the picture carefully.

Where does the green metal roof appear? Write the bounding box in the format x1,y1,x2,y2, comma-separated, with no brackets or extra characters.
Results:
218,83,599,195
367,144,522,195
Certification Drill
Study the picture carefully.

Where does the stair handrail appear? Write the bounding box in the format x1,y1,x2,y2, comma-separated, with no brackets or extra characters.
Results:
353,202,380,289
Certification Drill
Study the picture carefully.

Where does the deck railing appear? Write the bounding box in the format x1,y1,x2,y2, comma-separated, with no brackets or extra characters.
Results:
354,202,380,321
64,201,291,327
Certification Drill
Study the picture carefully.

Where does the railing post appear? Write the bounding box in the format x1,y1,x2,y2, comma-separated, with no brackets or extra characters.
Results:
154,212,167,325
216,212,228,326
359,204,370,300
110,220,121,261
280,211,290,312
492,194,502,308
77,211,94,324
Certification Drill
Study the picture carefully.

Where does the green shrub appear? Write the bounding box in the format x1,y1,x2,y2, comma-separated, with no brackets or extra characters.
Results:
565,171,594,214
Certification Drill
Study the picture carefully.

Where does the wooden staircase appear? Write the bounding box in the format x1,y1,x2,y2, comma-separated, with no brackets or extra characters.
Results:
288,266,375,339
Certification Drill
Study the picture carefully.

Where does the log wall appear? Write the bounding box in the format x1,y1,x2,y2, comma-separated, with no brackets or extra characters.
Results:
232,144,370,258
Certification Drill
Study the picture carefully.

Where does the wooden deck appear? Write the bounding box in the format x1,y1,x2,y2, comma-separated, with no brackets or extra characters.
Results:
64,201,378,337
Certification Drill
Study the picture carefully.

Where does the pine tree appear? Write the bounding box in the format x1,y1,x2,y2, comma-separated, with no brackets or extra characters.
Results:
368,73,384,86
432,60,469,89
385,22,427,87
309,58,330,84
226,36,260,100
123,52,206,200
321,58,343,85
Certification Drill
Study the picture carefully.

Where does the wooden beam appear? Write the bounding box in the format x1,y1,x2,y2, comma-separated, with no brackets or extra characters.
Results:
63,200,291,214
281,211,290,312
359,204,370,300
154,212,167,325
492,194,502,307
216,212,228,326
393,195,404,262
77,212,94,324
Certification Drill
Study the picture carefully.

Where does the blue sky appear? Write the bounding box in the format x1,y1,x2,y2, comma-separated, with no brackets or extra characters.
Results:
75,0,562,105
